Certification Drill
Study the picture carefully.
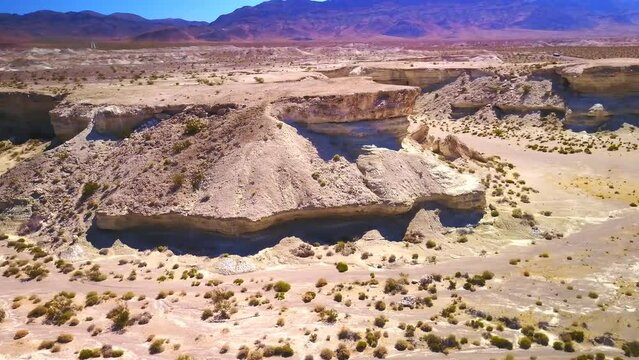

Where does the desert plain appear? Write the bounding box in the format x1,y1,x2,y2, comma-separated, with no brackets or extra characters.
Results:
0,43,637,360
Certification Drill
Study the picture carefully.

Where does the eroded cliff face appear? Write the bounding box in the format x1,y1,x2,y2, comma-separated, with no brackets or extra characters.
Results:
416,74,566,119
46,80,420,141
274,87,420,123
0,91,62,141
558,63,639,93
350,66,491,88
50,103,188,140
0,104,485,240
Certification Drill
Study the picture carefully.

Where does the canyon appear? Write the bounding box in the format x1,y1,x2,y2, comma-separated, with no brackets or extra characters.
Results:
0,44,637,360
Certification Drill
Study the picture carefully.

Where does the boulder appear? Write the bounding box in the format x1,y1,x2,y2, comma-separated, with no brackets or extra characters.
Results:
434,135,485,162
356,148,486,210
360,230,385,242
58,244,86,261
215,257,257,275
400,295,417,308
403,209,446,244
587,103,611,117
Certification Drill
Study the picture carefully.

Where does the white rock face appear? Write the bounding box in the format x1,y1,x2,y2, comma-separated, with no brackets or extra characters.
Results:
215,257,257,275
356,147,485,210
349,66,365,76
1,103,486,240
587,103,611,117
404,209,446,243
58,244,86,261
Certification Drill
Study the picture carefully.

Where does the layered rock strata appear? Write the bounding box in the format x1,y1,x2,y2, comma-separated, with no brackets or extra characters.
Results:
0,105,485,240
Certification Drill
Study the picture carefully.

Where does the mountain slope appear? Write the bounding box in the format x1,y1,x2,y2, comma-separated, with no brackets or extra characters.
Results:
0,10,206,42
203,0,639,41
0,0,638,44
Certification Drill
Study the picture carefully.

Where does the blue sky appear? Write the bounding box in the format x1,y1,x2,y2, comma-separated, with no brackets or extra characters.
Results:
0,0,264,21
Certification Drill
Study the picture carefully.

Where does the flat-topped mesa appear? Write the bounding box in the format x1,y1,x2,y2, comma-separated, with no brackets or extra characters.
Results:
419,74,566,118
0,84,484,240
349,65,493,89
274,87,420,123
557,60,639,93
45,77,420,140
91,107,483,236
455,76,565,112
95,146,485,235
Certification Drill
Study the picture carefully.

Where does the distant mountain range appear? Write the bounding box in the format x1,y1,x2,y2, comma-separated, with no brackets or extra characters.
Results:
1,0,639,44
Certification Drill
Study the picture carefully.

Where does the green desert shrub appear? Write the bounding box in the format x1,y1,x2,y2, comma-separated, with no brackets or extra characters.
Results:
14,330,29,340
374,301,386,311
421,334,459,353
336,262,348,273
383,278,407,295
57,333,74,344
623,341,639,357
490,336,513,350
43,292,78,326
533,332,549,346
38,340,55,350
335,343,350,360
374,315,388,328
519,336,532,349
273,281,291,293
78,348,101,359
355,341,367,352
106,305,130,330
85,291,101,307
302,291,316,303
184,119,206,136
394,339,411,351
149,339,166,354
373,346,387,358
263,344,294,358
81,182,100,199
320,348,334,360
315,278,328,288
28,305,47,318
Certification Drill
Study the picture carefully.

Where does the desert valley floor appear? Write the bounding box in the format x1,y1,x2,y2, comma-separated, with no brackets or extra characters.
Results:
0,44,637,360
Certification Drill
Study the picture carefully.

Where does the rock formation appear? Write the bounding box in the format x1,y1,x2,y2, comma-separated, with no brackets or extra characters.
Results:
587,103,611,118
428,134,486,162
557,60,639,93
274,88,420,123
0,103,485,241
403,209,446,244
0,91,61,141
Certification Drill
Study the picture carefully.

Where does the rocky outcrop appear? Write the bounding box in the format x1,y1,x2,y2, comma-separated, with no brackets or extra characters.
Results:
587,103,611,118
416,74,566,122
0,91,62,140
403,209,446,243
351,66,490,88
274,87,420,123
452,75,565,112
49,104,95,140
356,147,485,210
0,104,485,240
50,103,188,139
557,62,639,93
426,134,485,162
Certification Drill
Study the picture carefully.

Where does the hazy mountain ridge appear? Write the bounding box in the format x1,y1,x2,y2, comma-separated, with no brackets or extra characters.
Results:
207,0,639,40
1,0,638,44
0,10,206,42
